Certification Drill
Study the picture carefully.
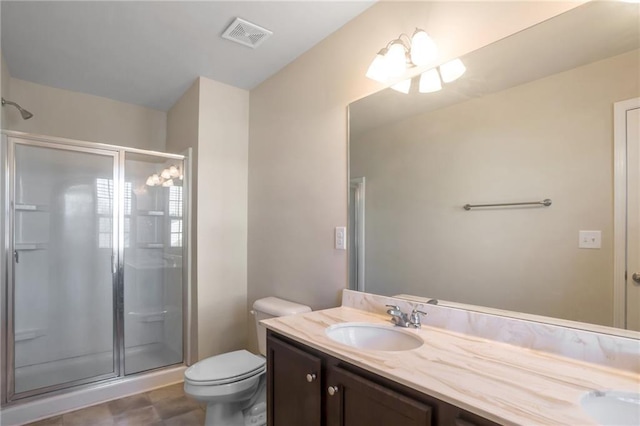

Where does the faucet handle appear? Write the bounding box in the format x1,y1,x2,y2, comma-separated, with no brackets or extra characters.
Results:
409,309,428,328
385,304,401,314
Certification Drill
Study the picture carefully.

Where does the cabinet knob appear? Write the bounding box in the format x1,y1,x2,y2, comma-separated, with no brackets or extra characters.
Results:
327,386,339,396
306,373,316,383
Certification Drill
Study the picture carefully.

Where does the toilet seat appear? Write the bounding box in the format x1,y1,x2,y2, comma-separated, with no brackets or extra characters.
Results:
185,350,266,386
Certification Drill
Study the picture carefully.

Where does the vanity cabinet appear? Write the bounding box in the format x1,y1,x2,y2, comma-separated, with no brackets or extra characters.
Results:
267,331,500,426
325,365,432,426
267,334,322,426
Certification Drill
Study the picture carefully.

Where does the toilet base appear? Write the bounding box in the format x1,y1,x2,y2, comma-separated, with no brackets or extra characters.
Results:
204,401,244,426
201,379,266,426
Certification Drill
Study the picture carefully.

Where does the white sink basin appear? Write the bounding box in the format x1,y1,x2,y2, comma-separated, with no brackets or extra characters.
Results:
325,322,423,351
581,390,640,426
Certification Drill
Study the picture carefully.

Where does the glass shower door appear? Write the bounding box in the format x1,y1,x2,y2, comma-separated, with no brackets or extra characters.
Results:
11,140,118,396
123,152,183,374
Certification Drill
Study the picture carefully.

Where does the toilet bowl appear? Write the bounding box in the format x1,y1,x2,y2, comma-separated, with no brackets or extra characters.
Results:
184,350,267,426
184,297,311,426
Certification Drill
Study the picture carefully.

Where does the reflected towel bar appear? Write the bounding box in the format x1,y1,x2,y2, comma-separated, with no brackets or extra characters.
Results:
463,199,552,210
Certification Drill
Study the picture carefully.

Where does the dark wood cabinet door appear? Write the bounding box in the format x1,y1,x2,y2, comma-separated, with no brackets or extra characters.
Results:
267,335,322,426
326,365,432,426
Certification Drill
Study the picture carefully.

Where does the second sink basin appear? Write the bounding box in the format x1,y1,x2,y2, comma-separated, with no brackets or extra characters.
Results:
325,322,423,351
581,390,640,426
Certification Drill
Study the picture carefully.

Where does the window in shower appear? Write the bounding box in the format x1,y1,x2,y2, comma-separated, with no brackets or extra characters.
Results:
169,186,183,248
96,179,131,249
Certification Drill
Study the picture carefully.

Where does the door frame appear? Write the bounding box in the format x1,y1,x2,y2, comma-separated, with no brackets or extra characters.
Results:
349,177,365,292
613,97,640,329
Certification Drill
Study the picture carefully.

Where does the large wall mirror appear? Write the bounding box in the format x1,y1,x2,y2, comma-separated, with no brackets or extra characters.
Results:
348,1,640,333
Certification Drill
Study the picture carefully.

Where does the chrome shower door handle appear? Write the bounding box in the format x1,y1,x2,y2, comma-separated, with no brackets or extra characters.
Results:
632,272,640,285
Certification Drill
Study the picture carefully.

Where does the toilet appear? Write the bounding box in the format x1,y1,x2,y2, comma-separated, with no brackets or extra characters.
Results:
184,297,311,426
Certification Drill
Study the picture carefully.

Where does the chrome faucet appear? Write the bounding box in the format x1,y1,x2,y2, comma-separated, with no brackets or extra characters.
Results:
408,308,428,328
386,305,428,328
386,305,410,327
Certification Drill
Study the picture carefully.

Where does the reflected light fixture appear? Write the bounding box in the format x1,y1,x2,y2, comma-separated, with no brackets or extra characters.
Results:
146,165,183,187
416,57,466,93
391,79,411,94
419,69,442,93
439,58,467,83
366,28,437,85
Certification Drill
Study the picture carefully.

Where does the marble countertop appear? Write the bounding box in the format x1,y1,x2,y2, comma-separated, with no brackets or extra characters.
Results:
262,306,640,426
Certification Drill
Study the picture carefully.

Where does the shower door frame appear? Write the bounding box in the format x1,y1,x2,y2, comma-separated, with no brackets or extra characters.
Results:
1,131,192,405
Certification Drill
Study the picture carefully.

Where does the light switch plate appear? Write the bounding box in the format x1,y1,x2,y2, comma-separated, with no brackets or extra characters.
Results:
579,230,601,249
335,226,346,250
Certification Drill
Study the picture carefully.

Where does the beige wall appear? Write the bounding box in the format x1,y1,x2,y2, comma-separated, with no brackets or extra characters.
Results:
4,77,166,151
1,54,9,128
166,79,200,362
247,1,580,350
351,50,640,326
197,77,249,358
167,77,249,360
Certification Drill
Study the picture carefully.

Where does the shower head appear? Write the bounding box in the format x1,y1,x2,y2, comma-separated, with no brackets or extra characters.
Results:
1,97,33,120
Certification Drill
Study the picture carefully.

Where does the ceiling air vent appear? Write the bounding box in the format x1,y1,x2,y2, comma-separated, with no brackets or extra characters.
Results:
221,18,273,49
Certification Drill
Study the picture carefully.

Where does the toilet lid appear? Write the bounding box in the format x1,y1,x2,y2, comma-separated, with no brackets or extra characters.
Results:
185,350,266,385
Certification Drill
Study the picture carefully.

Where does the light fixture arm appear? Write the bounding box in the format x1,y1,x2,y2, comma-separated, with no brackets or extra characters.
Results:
385,34,411,52
397,33,413,49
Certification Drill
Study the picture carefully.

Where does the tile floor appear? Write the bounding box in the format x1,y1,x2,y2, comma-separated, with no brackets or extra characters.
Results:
26,382,205,426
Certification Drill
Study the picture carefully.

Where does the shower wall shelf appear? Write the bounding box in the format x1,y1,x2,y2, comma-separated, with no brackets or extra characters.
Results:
128,311,167,323
15,204,48,212
125,263,180,270
15,328,47,342
138,243,165,249
137,210,164,216
15,243,48,250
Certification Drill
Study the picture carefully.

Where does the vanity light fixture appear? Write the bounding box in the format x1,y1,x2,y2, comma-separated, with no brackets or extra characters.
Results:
367,28,466,94
410,30,438,66
366,28,438,84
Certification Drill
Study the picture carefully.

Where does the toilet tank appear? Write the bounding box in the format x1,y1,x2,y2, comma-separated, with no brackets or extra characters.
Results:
253,297,311,355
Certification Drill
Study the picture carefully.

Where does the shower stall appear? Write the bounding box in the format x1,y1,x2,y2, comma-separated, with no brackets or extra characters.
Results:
1,132,191,405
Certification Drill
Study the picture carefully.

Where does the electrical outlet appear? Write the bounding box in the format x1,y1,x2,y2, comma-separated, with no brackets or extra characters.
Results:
335,227,346,250
579,230,601,249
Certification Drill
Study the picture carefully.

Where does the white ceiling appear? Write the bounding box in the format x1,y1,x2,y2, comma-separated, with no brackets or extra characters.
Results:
1,1,374,111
